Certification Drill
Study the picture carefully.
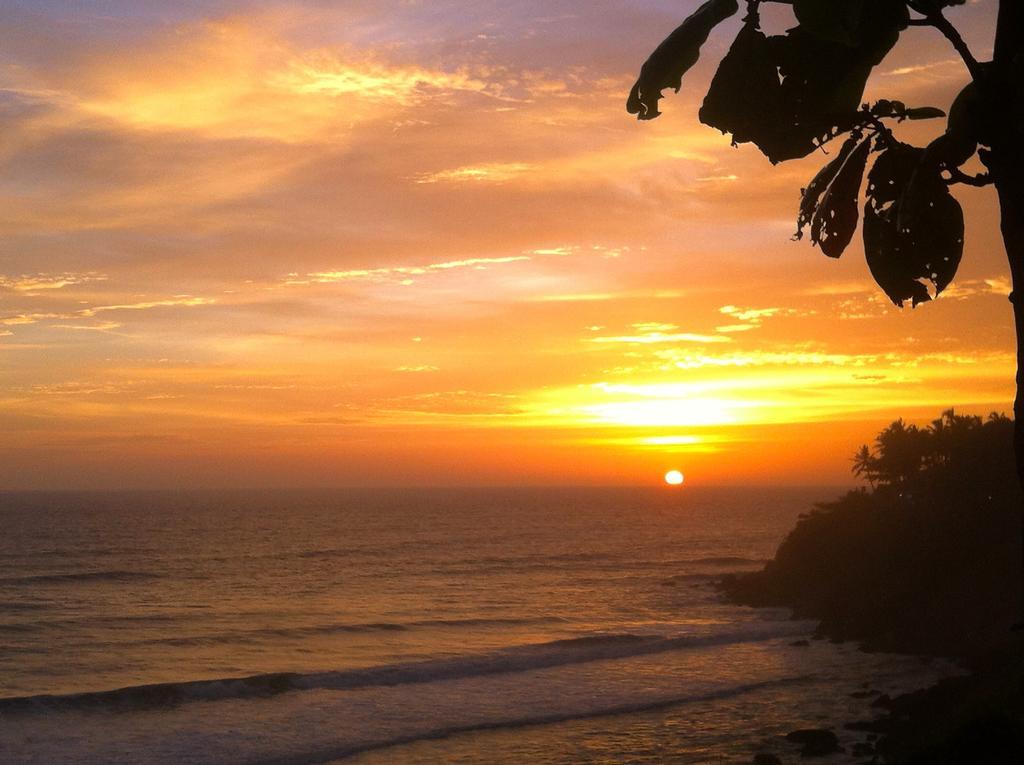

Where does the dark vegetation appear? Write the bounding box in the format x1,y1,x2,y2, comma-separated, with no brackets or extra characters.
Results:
722,411,1024,763
724,410,1021,658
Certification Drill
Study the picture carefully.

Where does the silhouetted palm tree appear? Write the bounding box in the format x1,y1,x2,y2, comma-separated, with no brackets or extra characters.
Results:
852,444,877,488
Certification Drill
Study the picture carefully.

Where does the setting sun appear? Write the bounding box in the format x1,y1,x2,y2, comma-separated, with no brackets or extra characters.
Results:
664,470,685,486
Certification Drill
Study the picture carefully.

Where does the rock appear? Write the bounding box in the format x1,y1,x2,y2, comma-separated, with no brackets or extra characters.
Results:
850,690,874,699
852,741,874,757
785,728,842,757
845,719,887,733
752,754,783,765
870,693,893,709
790,639,811,647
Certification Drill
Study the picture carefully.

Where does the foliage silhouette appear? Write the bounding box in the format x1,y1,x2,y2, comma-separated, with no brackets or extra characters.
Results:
629,0,1024,610
723,410,1021,657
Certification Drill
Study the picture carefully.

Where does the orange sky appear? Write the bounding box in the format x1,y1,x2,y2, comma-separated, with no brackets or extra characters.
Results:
0,1,1012,489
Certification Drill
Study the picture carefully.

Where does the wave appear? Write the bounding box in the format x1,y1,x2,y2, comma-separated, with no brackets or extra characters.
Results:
659,573,718,586
6,615,568,645
246,676,812,765
0,625,805,715
687,557,767,567
0,601,48,612
0,570,162,586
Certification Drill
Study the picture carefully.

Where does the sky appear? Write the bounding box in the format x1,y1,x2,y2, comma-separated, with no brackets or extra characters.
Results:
0,0,1011,489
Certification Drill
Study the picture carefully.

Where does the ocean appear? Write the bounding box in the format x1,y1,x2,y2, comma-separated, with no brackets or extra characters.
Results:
0,487,952,764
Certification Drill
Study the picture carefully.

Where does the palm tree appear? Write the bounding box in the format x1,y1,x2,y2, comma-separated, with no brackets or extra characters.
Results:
851,444,877,488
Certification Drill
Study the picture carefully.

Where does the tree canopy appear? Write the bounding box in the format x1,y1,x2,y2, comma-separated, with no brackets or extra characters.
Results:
628,0,988,308
852,409,1012,490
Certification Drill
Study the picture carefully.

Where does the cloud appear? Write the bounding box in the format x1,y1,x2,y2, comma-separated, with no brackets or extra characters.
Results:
272,56,494,104
529,289,687,303
380,390,522,417
1,296,213,327
0,273,106,292
415,162,534,184
720,305,778,321
695,174,738,182
590,332,730,345
653,349,885,369
50,321,122,332
802,281,875,296
939,277,1011,300
82,297,214,316
714,305,812,332
286,255,535,285
883,58,962,77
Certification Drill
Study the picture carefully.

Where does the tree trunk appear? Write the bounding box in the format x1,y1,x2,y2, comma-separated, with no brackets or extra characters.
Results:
993,0,1024,621
1004,196,1024,624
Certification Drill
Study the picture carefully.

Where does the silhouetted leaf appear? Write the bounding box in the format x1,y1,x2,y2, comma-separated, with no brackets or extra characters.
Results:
938,80,992,164
873,101,945,121
920,79,994,170
863,142,964,307
864,144,930,306
897,163,964,294
904,106,946,120
626,0,739,120
810,136,871,257
794,0,866,46
699,1,905,163
796,134,860,239
871,99,896,117
699,24,784,152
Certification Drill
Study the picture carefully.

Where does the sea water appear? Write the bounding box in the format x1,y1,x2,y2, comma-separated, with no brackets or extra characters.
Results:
0,487,951,764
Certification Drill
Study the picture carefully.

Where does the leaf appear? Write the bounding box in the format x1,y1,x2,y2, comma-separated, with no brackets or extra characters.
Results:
699,23,785,152
871,99,896,118
810,136,871,257
793,0,866,46
897,164,965,294
796,134,860,239
904,106,946,120
699,1,904,163
921,78,994,170
626,0,740,120
863,142,964,307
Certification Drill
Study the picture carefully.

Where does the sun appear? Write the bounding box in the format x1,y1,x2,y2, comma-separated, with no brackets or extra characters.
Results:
664,470,684,486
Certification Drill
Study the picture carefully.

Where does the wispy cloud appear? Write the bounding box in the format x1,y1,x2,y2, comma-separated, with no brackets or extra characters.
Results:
0,273,106,292
883,58,961,76
590,332,730,345
82,297,214,316
939,277,1011,300
1,297,212,326
415,162,534,184
714,305,811,333
286,256,535,285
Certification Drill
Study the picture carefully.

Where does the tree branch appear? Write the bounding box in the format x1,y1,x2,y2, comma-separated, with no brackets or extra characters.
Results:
908,4,985,82
945,167,994,187
861,111,897,150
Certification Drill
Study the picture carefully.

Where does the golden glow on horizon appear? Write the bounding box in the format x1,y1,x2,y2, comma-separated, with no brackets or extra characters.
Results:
664,470,685,486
